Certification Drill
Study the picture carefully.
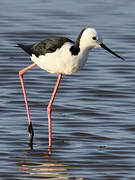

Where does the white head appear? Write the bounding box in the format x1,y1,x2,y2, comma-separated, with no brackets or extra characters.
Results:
80,28,102,49
79,28,125,60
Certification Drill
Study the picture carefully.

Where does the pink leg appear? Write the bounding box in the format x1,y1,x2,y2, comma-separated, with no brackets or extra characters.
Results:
47,74,62,149
19,63,36,141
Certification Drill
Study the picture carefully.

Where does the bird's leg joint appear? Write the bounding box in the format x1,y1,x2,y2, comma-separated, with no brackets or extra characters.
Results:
47,106,52,115
19,70,23,78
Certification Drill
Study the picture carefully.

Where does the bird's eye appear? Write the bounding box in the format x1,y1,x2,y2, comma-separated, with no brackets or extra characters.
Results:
92,36,97,40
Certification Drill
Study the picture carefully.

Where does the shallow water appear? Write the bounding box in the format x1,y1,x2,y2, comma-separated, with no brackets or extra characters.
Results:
0,0,135,179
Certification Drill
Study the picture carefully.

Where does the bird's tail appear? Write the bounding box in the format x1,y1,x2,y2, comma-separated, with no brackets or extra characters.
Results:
16,43,33,56
17,43,26,50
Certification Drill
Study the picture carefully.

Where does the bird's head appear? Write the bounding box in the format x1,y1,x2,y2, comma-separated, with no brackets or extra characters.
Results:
80,28,125,61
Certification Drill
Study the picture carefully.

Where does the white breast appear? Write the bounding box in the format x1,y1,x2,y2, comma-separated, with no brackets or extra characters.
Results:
31,42,89,75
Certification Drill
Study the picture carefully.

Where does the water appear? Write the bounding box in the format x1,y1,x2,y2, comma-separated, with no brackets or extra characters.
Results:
0,0,135,179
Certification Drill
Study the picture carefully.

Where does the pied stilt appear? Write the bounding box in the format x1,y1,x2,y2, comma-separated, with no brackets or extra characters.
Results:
17,28,125,149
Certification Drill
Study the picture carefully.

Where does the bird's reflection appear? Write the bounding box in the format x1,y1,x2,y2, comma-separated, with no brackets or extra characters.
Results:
17,148,71,179
16,139,87,179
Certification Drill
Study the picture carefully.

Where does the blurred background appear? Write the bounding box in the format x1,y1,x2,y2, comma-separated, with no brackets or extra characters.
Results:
0,0,135,179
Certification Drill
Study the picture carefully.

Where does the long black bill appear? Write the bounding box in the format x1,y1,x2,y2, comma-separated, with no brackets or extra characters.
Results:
100,43,125,61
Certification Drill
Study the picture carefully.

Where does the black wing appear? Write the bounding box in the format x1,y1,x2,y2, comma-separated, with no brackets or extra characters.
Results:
17,37,74,57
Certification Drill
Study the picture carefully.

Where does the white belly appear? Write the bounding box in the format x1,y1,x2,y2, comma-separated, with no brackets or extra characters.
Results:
31,42,89,75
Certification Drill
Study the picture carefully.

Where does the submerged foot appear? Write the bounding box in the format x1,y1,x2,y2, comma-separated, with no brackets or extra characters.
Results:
28,122,34,149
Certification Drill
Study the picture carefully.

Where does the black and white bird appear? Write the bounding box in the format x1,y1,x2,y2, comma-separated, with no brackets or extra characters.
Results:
18,28,125,149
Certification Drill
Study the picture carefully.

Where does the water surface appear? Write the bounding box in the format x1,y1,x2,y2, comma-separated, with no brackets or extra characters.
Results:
0,0,135,179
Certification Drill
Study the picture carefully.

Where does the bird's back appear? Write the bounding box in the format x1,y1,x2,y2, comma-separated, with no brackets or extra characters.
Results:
17,37,74,57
